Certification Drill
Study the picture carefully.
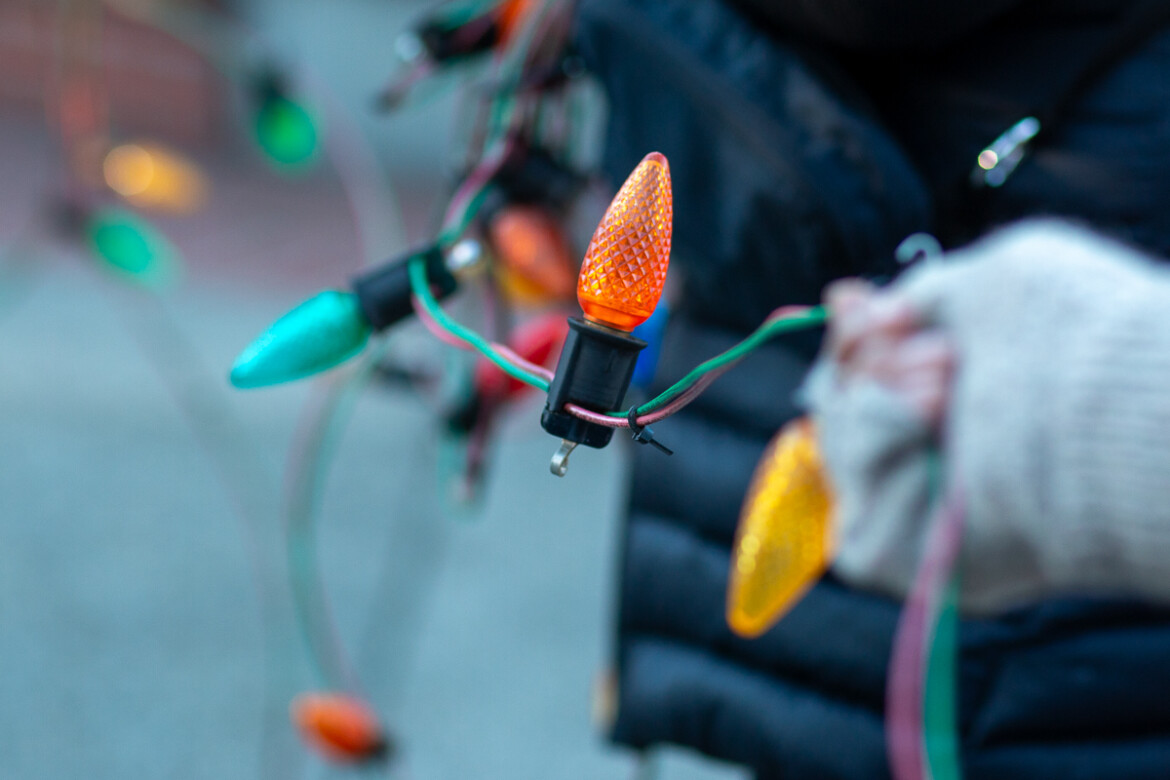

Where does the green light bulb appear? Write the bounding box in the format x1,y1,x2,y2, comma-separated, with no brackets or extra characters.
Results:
230,291,372,389
254,95,319,169
86,207,181,288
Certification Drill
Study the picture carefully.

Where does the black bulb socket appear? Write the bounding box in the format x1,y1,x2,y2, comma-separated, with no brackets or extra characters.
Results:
352,246,457,332
417,13,499,62
475,148,583,230
541,318,646,449
490,147,584,212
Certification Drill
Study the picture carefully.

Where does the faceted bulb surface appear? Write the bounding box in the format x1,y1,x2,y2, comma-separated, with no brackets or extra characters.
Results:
727,417,835,638
577,152,672,331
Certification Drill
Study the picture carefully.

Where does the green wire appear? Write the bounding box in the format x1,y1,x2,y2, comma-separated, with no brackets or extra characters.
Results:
408,253,551,391
618,306,829,417
418,0,832,418
925,573,963,780
413,249,829,419
923,449,963,780
433,6,530,247
437,184,492,247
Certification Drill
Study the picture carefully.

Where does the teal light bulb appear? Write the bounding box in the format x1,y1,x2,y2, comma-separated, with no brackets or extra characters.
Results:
230,291,372,389
86,207,181,288
254,95,319,169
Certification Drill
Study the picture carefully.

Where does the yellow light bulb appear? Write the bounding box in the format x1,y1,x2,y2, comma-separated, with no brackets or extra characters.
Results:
103,142,208,215
577,152,672,331
103,144,156,197
727,417,835,638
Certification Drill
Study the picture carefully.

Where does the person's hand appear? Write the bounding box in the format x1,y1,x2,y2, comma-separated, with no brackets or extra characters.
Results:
807,220,1170,613
823,279,953,430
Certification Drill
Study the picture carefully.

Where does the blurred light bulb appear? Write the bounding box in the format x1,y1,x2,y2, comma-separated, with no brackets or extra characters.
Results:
85,207,181,288
103,145,154,197
726,417,835,638
450,312,569,439
576,152,672,331
291,693,388,764
229,247,464,389
475,313,569,401
495,0,536,47
102,143,208,214
630,301,670,389
229,291,371,389
254,94,319,169
488,205,576,303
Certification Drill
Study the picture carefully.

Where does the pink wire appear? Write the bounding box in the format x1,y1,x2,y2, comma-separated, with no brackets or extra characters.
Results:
518,0,573,82
563,366,730,428
440,2,571,238
886,483,966,780
440,127,523,237
412,295,555,384
768,304,811,320
376,58,439,113
494,344,555,382
642,370,724,423
562,305,815,428
413,295,472,350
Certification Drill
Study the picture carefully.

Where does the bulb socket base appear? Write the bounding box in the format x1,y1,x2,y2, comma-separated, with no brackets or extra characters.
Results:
479,148,584,218
352,246,457,332
541,318,646,448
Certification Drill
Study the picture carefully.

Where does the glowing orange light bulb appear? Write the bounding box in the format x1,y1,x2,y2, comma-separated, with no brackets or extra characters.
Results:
291,693,388,764
727,417,835,638
577,152,672,331
489,205,576,304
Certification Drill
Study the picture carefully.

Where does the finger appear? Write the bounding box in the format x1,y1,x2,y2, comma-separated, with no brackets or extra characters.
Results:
825,280,875,356
867,339,953,394
877,336,955,427
833,291,922,368
856,330,951,382
843,330,954,425
825,278,875,313
865,292,920,339
898,373,951,428
889,332,954,375
846,332,905,382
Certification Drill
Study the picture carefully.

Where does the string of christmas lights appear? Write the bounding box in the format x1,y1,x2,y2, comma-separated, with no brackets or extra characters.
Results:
224,0,962,773
408,250,827,426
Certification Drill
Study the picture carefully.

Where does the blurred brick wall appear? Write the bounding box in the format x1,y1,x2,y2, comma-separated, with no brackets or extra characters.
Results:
0,1,224,147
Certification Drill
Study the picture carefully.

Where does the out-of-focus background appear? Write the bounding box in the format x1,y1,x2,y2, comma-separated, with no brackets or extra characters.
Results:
0,1,745,778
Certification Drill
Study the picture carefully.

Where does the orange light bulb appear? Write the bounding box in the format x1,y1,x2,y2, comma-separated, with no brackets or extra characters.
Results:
489,205,576,304
291,693,387,764
496,0,536,47
577,152,672,331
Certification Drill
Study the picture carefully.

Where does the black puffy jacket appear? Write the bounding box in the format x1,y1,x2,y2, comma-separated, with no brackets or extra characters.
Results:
575,0,1170,777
